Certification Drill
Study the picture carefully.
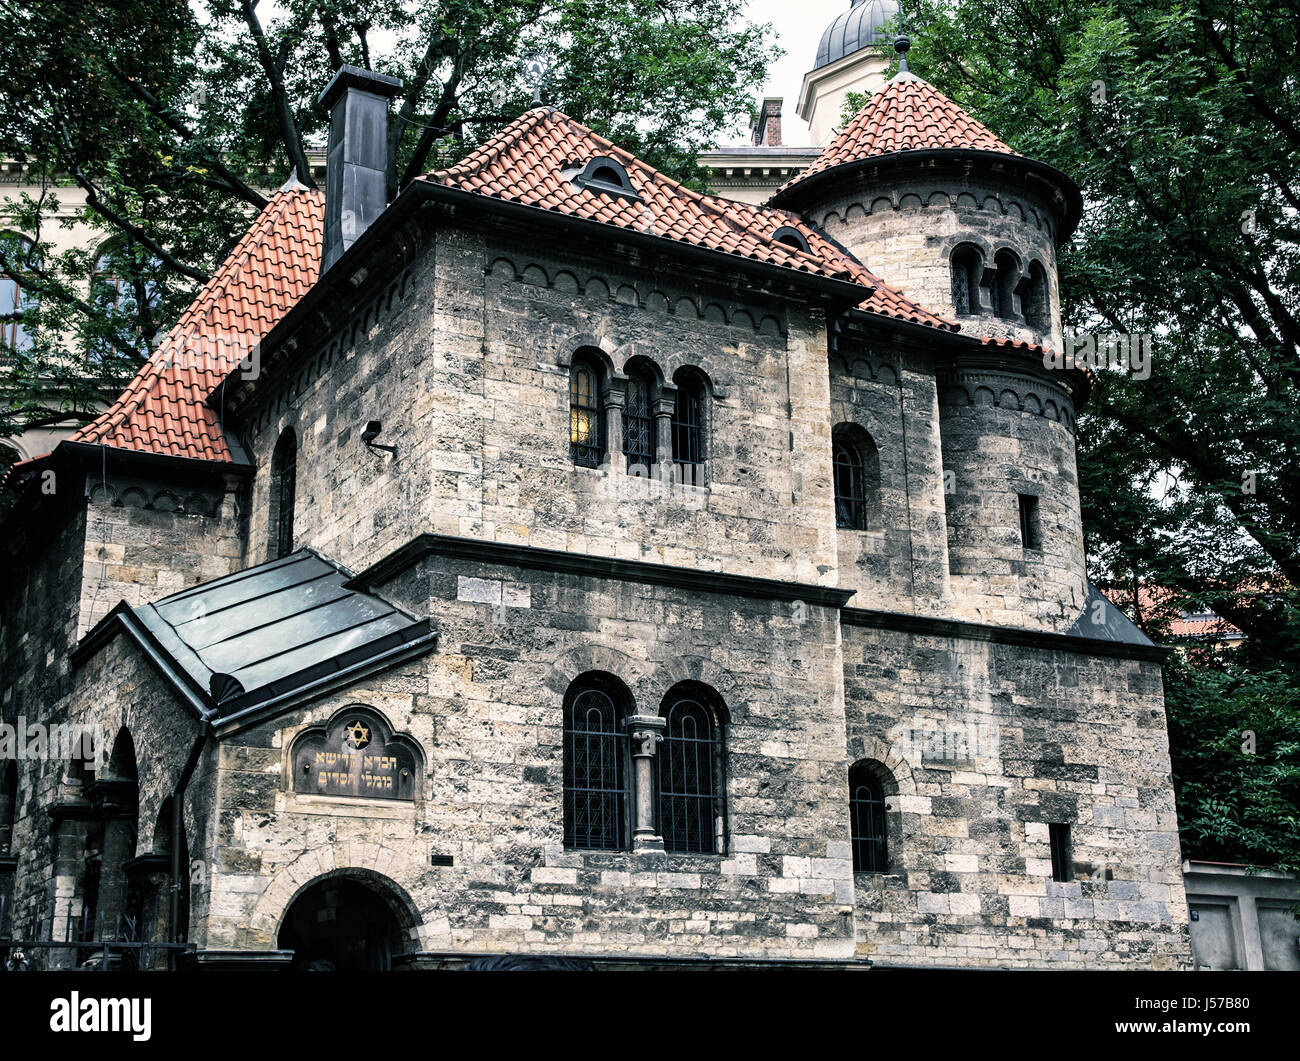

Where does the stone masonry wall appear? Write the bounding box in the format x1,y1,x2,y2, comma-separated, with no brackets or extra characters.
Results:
203,552,857,961
811,171,1063,351
842,622,1191,969
938,363,1088,630
240,224,840,588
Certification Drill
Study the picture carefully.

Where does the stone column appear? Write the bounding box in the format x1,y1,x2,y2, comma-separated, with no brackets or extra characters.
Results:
626,715,666,852
603,379,626,470
653,387,676,484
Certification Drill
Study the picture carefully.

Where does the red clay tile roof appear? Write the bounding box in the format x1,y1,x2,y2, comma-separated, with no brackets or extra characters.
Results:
22,111,959,477
69,187,323,463
1102,584,1245,641
780,72,1019,195
425,107,954,330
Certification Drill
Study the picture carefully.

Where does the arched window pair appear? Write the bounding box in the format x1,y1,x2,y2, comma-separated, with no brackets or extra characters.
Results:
1,233,40,353
950,245,1049,330
832,423,880,531
570,351,707,479
848,760,892,873
563,675,725,854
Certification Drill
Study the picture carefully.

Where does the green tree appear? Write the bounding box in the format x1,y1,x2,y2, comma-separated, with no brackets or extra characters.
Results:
1164,655,1300,871
0,0,777,438
894,0,1299,662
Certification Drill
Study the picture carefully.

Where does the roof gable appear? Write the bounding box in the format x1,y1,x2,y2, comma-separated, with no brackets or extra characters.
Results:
69,187,323,463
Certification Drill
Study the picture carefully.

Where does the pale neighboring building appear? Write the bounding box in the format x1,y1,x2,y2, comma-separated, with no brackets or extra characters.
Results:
700,0,899,204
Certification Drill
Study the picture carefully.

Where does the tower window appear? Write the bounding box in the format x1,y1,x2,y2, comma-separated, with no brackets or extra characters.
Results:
1049,822,1073,882
1025,260,1050,331
950,244,984,316
1018,493,1041,550
994,249,1022,321
569,357,605,468
624,368,656,474
671,373,706,481
849,761,889,873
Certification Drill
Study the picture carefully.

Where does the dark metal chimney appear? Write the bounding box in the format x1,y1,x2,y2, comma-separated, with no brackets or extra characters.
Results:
318,65,404,273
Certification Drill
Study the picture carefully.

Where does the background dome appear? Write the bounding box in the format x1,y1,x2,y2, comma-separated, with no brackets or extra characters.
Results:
814,0,901,70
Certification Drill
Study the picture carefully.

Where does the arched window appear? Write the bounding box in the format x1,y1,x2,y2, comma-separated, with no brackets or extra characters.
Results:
849,761,888,873
671,370,706,481
563,679,629,850
657,693,722,854
1024,260,1050,331
624,365,656,475
1,234,39,352
994,249,1021,321
950,244,984,316
569,356,605,468
832,423,880,531
270,427,297,560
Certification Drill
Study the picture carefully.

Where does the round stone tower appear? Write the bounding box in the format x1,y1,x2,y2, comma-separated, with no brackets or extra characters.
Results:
776,40,1082,353
777,42,1091,631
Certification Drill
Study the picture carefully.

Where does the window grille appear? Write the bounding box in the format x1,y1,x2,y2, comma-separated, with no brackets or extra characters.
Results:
833,440,866,529
569,365,604,468
563,689,627,850
658,699,716,853
671,382,704,476
624,373,655,474
849,764,887,872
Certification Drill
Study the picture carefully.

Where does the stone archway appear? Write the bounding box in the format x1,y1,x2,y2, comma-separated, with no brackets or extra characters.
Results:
275,870,418,972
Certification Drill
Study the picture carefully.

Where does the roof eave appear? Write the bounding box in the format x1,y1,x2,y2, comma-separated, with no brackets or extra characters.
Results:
771,148,1083,242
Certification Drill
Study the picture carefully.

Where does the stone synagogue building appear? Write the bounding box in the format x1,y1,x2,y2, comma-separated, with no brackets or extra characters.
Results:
0,29,1192,969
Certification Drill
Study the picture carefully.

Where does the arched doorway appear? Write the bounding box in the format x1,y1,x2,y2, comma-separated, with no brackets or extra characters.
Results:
277,874,410,971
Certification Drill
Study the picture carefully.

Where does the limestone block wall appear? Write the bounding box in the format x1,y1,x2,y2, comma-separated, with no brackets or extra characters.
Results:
808,169,1064,351
937,357,1087,630
3,635,210,958
841,622,1191,969
239,224,841,587
204,552,857,961
829,337,951,614
78,469,246,637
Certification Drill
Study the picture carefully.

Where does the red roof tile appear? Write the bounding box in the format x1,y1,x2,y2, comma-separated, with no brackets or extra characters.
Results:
780,72,1019,195
38,110,958,473
70,187,324,463
425,107,954,330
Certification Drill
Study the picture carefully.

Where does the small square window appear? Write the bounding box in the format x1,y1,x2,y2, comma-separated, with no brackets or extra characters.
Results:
1018,493,1041,549
1049,822,1073,882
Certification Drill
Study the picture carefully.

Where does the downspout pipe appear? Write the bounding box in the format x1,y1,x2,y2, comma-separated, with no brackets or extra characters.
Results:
169,723,211,970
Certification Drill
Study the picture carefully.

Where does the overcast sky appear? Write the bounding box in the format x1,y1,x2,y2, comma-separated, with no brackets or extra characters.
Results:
736,0,854,145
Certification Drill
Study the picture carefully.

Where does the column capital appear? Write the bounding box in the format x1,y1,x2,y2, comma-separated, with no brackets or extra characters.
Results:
626,714,666,758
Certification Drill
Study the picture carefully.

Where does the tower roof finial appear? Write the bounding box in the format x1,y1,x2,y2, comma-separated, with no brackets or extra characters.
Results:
894,35,911,74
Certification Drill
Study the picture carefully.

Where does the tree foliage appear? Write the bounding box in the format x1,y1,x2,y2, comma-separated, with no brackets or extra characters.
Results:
897,0,1299,661
0,0,777,438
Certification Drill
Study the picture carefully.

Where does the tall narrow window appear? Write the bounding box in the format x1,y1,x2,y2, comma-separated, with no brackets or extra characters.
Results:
1049,822,1073,882
671,376,705,480
1018,493,1041,549
833,440,865,529
569,361,604,468
624,369,656,474
563,685,628,850
950,244,984,316
270,427,297,560
994,250,1021,320
832,424,880,531
657,697,717,853
849,762,888,872
1024,260,1050,331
